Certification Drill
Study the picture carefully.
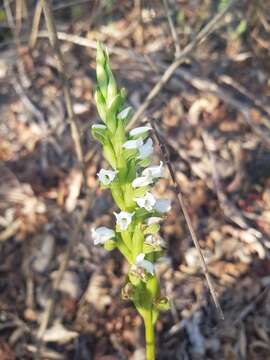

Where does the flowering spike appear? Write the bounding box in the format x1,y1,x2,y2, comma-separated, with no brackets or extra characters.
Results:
93,43,172,359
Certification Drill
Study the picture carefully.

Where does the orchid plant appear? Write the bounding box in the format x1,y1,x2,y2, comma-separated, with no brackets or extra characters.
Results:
91,43,171,360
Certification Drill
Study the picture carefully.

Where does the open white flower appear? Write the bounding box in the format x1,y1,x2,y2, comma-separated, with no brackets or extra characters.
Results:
146,217,163,225
114,211,134,231
135,253,154,275
138,138,154,160
97,169,117,185
123,137,144,150
91,227,115,245
92,124,106,130
132,176,153,188
142,161,164,179
154,199,171,213
134,192,156,211
129,125,152,137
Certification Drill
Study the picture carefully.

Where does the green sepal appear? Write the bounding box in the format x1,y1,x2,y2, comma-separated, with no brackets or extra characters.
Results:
106,94,123,133
117,106,133,126
138,158,151,168
143,243,159,254
103,143,117,169
133,186,150,198
131,223,144,256
94,87,107,123
123,149,138,162
104,239,117,251
143,223,160,235
106,63,117,107
91,125,108,145
129,272,141,287
111,182,125,209
146,276,159,300
152,308,159,325
123,183,136,209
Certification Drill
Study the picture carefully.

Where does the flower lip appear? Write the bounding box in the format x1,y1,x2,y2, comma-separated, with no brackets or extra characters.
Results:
135,253,155,275
123,138,144,150
142,161,164,179
138,138,154,160
129,125,152,137
114,211,134,231
134,192,156,211
132,176,153,188
154,199,171,213
97,169,117,185
91,226,115,245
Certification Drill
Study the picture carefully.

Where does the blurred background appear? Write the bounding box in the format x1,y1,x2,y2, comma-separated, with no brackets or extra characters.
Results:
0,0,270,359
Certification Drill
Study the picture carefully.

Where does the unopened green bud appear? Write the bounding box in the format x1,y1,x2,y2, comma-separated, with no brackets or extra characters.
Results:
104,239,117,251
106,64,117,107
95,87,107,123
96,42,108,99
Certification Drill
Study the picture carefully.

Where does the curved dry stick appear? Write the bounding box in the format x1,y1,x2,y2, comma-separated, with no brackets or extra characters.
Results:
127,0,237,130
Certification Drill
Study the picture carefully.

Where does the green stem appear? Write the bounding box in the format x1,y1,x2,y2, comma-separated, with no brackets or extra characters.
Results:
143,310,155,360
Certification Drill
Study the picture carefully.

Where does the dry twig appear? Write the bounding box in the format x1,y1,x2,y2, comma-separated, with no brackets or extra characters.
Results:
151,120,224,320
162,0,180,57
127,0,236,129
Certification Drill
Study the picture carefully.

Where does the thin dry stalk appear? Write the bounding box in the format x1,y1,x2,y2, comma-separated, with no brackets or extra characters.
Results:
29,0,43,48
41,0,83,165
127,0,236,129
151,119,224,320
162,0,181,57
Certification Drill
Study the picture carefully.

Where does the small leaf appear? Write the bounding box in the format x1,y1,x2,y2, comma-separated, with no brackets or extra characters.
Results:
104,239,117,251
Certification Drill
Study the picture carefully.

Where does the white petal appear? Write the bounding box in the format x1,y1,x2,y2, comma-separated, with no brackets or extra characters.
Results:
97,169,117,185
142,161,164,179
132,176,153,188
91,226,115,245
154,199,171,213
138,138,153,160
136,253,155,275
123,138,143,150
129,126,152,137
146,217,163,225
114,211,134,231
118,106,132,120
134,192,156,211
92,124,106,129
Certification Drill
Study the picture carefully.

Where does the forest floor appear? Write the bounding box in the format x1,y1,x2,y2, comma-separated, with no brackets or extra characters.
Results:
0,1,270,359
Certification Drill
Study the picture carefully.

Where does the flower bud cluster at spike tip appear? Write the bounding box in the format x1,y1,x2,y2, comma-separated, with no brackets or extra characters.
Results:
92,42,171,342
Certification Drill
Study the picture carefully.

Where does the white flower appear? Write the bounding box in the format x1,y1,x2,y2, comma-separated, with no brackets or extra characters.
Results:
145,234,166,248
135,253,155,275
123,138,144,150
142,161,164,179
91,227,115,245
129,126,152,137
132,176,153,188
92,124,106,130
146,217,163,225
154,199,171,213
114,211,134,231
134,192,156,211
138,138,154,160
118,107,132,121
97,169,117,185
